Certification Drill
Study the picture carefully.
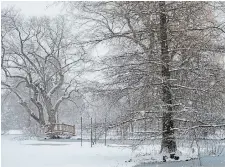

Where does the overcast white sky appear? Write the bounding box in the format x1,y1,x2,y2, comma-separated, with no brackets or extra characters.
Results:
1,1,63,16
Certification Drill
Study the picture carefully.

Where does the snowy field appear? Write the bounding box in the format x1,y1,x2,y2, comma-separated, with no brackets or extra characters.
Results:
2,132,225,167
1,134,135,167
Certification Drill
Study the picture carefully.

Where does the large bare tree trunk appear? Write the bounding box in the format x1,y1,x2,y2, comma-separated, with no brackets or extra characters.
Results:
39,112,45,125
48,110,57,125
47,109,57,138
159,1,176,153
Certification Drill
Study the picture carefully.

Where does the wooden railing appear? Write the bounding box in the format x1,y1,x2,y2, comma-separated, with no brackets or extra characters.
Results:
45,124,76,136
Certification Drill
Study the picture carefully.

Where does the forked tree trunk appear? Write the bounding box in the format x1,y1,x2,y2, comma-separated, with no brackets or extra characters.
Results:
159,1,176,153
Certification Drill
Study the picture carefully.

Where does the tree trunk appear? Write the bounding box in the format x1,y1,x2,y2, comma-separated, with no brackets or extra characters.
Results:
48,110,56,125
159,1,176,153
39,111,45,126
47,110,57,138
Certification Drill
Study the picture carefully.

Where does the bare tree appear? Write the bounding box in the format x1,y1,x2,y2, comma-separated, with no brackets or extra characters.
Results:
63,1,225,154
1,8,86,127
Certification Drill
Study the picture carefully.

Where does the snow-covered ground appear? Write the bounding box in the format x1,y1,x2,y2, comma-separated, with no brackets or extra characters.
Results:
1,135,135,167
3,130,23,135
135,155,225,167
2,133,225,167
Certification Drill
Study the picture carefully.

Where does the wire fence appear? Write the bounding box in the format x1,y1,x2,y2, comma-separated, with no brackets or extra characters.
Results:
75,116,225,149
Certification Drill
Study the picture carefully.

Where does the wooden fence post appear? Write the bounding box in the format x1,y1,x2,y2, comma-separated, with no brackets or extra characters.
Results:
105,117,107,146
81,117,83,147
73,125,75,136
94,117,97,144
91,117,93,147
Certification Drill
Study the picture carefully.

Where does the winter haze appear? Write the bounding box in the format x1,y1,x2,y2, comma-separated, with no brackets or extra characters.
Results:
1,1,225,167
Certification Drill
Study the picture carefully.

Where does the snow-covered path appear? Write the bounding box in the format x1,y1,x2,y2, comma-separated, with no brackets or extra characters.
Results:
1,135,134,167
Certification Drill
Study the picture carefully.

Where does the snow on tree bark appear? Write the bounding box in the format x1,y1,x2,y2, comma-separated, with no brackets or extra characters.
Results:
159,1,176,153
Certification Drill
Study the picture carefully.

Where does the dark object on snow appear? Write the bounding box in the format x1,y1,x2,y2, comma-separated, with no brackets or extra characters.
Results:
174,156,179,160
125,159,132,163
163,156,167,162
170,153,175,159
51,135,60,139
